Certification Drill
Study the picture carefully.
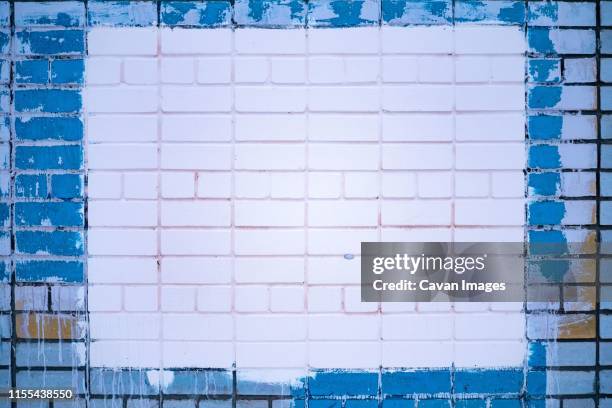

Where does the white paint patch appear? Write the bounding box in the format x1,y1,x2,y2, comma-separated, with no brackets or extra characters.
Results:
86,26,527,370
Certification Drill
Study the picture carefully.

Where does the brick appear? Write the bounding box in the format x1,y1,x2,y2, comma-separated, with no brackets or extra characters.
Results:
162,86,231,112
235,28,305,54
236,201,304,226
162,199,231,226
161,229,231,255
162,115,231,141
88,114,157,142
15,29,84,55
89,27,157,55
124,58,158,84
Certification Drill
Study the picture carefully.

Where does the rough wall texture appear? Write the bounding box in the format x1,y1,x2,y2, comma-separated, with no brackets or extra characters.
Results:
0,1,609,408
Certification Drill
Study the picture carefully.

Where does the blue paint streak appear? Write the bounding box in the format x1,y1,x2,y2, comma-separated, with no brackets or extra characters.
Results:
15,145,83,170
528,200,565,225
15,117,83,141
161,1,232,26
15,231,84,256
51,59,84,84
15,89,81,113
311,371,378,396
310,0,379,27
528,115,562,140
15,174,47,198
15,202,84,227
454,370,522,394
15,59,48,84
15,29,84,55
528,59,560,83
51,174,83,199
528,172,560,196
16,260,84,283
528,28,554,54
528,86,562,109
382,370,451,395
529,145,561,169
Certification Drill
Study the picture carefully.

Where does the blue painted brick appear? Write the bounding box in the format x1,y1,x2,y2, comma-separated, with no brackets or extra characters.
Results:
0,143,7,170
529,28,596,54
15,231,84,256
51,59,84,84
51,174,83,199
0,31,9,55
382,399,415,408
603,1,612,25
382,370,451,395
601,315,612,338
603,59,612,83
602,201,612,225
454,370,522,394
0,231,9,256
15,202,84,227
454,400,486,408
528,115,562,140
308,401,339,408
455,1,525,25
489,400,521,408
310,371,378,396
15,89,81,113
528,172,560,196
600,342,612,365
16,260,83,283
416,401,450,408
235,0,306,27
15,174,47,198
604,115,612,140
0,341,9,365
164,401,196,408
91,369,160,395
16,342,85,367
15,59,48,84
237,370,305,397
0,261,9,282
163,370,233,395
528,201,564,225
382,0,450,25
0,368,9,388
554,342,596,366
529,145,560,169
528,86,561,109
0,3,9,27
88,1,157,26
603,87,612,111
0,202,7,227
563,400,594,408
15,145,82,170
344,400,377,408
604,30,612,54
526,371,546,396
17,370,85,393
603,145,612,169
547,371,594,395
528,59,560,83
15,30,85,55
15,1,85,27
0,172,7,198
161,1,232,27
15,117,83,141
308,0,379,27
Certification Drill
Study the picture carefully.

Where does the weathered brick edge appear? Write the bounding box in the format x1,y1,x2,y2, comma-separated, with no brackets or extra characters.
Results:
0,1,609,407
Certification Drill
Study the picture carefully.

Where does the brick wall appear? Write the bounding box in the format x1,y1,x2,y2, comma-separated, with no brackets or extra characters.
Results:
0,0,609,407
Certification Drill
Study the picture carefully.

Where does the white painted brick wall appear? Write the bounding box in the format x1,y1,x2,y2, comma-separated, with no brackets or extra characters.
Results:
86,26,527,370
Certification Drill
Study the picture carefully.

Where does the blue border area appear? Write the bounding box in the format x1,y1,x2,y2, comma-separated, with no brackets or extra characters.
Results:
4,0,609,407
